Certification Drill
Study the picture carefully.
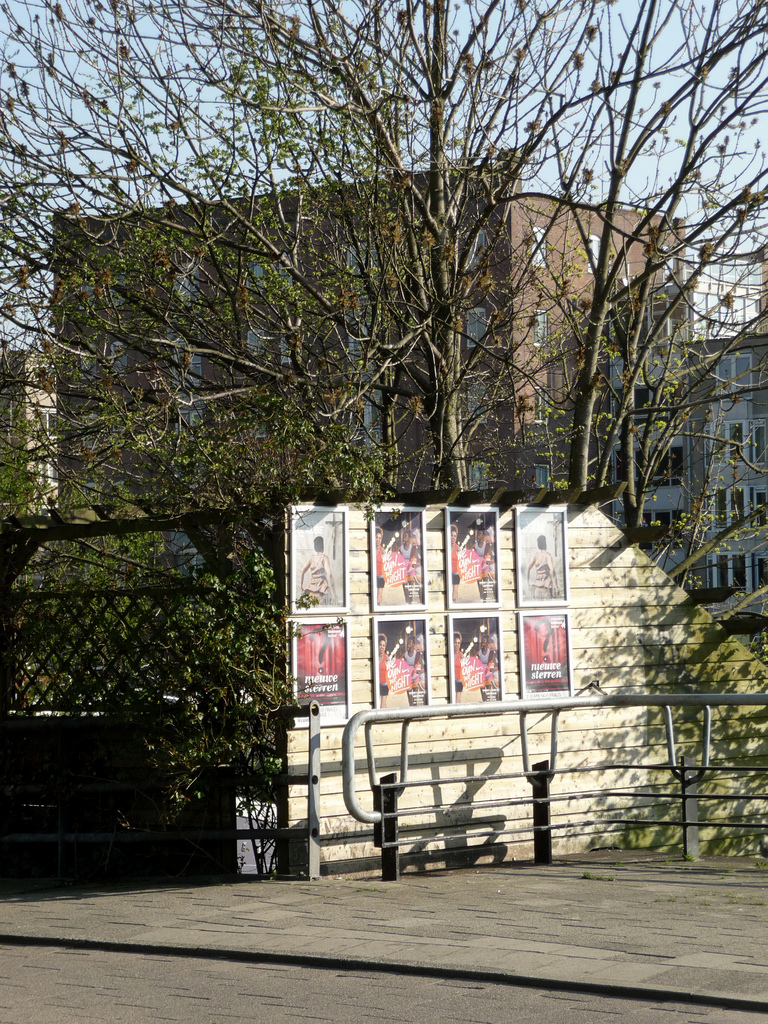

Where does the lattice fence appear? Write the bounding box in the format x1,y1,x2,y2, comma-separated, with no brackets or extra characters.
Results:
2,585,209,714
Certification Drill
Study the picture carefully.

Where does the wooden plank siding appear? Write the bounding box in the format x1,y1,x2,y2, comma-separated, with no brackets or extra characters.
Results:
281,503,768,875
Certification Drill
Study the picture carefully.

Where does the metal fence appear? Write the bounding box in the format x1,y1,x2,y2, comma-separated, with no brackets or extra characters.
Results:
341,694,768,880
0,703,322,880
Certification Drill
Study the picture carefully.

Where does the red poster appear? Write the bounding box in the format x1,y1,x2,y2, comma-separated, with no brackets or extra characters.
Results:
295,622,348,714
521,613,571,697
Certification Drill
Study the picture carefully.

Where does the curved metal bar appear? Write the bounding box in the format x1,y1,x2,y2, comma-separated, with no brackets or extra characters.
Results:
341,694,768,825
400,720,411,785
664,705,676,766
365,720,377,790
520,711,530,774
550,710,560,772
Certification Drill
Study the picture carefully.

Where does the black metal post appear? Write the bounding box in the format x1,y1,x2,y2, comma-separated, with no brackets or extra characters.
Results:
680,756,699,859
529,759,552,865
56,723,70,878
373,772,400,881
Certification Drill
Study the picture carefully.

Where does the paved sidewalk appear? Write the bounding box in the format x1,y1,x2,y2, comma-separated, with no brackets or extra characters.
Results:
2,853,768,1011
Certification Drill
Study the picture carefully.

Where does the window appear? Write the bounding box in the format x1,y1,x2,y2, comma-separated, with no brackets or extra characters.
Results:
466,307,487,348
717,353,752,402
652,444,683,485
245,327,290,367
468,462,489,489
170,344,203,424
246,329,265,357
642,509,680,527
533,310,548,347
175,269,198,301
532,226,547,268
588,234,600,270
534,464,549,487
731,486,746,521
692,290,761,339
710,418,767,468
465,382,487,425
634,385,653,419
363,391,383,444
715,488,727,526
754,421,767,465
38,409,58,497
751,488,767,525
712,485,754,525
167,531,205,576
468,229,487,269
345,333,361,361
708,554,747,590
733,554,747,589
533,379,551,425
108,341,127,373
752,556,768,590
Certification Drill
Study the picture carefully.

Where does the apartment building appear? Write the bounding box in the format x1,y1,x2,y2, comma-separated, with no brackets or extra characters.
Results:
604,250,767,604
0,348,58,516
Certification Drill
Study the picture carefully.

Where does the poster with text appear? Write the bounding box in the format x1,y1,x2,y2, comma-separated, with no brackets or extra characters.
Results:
515,506,569,606
446,507,500,608
374,617,430,708
292,621,351,724
290,505,348,614
449,614,504,703
519,612,573,698
371,508,427,610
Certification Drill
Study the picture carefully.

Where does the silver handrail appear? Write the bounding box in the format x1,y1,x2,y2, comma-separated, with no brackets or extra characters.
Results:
341,694,768,825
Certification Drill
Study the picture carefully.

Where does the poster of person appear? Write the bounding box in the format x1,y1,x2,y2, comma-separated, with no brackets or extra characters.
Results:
519,612,573,698
290,506,348,614
373,617,429,709
371,508,427,610
449,615,504,703
446,507,500,607
292,621,351,724
515,506,569,606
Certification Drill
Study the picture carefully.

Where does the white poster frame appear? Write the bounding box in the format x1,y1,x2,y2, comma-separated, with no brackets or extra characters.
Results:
518,609,574,699
290,505,349,615
445,506,501,609
373,615,431,709
515,505,570,607
291,619,352,725
370,506,428,612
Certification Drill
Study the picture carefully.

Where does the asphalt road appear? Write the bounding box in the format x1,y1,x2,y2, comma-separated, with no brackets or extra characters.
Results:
1,942,766,1024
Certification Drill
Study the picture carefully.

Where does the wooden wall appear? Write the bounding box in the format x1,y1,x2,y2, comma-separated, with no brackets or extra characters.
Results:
281,503,768,875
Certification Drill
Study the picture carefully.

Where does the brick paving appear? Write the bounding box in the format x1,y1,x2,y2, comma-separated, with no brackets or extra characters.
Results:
1,853,768,1013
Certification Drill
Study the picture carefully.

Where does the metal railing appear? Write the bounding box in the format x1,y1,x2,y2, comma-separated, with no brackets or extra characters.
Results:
341,694,768,879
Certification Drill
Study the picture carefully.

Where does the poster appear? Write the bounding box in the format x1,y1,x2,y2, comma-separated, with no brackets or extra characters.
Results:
449,614,504,703
290,505,348,614
446,507,500,607
371,508,427,610
515,506,569,606
373,617,429,708
292,621,351,723
519,611,573,698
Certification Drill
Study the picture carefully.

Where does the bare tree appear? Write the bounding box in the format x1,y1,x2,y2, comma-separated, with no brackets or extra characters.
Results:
0,0,767,498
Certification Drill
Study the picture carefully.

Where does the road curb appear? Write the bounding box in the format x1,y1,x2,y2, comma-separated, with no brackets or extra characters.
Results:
2,932,767,1014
